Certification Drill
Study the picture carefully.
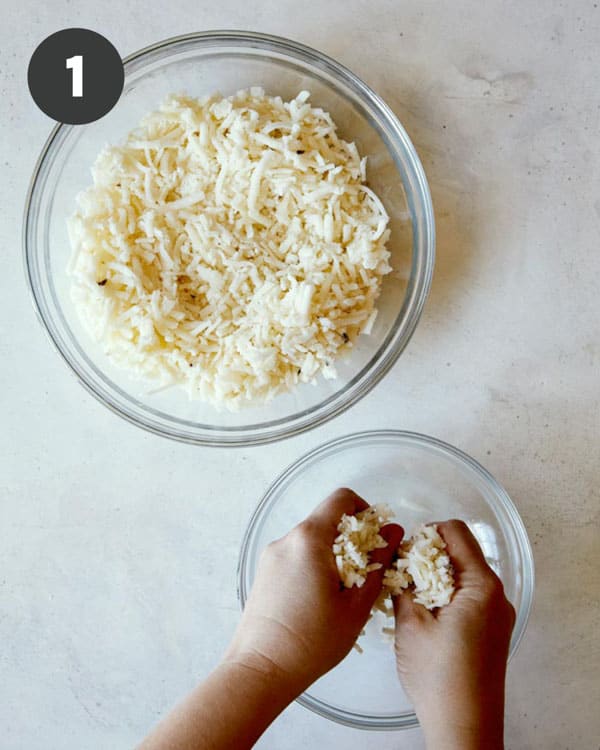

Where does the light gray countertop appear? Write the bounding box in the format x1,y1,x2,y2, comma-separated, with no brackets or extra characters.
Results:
1,1,599,748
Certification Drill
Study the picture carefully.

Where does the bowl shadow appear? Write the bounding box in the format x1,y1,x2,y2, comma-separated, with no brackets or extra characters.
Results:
377,81,485,349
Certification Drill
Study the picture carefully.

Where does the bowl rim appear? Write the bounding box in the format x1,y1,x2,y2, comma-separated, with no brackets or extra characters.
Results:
237,429,535,729
23,30,435,447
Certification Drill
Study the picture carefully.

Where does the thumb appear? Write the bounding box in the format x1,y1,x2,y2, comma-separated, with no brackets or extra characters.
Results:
359,523,404,602
392,588,432,629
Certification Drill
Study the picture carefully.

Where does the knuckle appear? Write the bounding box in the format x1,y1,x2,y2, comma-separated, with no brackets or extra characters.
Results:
295,519,314,536
262,539,278,556
330,486,355,502
437,518,467,539
261,519,321,566
446,518,469,532
477,573,518,626
262,537,286,563
398,614,423,637
506,599,517,627
288,521,317,547
480,570,505,598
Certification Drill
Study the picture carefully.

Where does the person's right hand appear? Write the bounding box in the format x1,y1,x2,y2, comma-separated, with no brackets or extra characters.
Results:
392,520,516,750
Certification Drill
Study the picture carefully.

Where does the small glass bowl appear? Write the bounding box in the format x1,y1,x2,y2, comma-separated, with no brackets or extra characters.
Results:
238,430,535,729
24,31,435,447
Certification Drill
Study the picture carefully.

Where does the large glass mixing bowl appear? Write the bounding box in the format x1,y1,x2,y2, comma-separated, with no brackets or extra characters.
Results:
24,31,435,446
238,431,535,729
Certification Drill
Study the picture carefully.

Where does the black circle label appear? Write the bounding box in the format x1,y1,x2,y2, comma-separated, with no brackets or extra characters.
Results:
28,28,124,125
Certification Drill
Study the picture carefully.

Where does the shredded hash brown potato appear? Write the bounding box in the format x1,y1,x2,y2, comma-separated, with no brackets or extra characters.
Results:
68,88,391,409
334,506,455,612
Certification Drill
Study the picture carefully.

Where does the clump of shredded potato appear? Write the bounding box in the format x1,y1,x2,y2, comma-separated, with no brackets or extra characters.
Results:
333,505,394,588
334,506,455,610
383,524,455,609
68,88,391,409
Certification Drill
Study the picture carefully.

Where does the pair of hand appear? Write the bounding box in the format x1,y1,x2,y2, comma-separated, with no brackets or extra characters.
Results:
225,488,516,749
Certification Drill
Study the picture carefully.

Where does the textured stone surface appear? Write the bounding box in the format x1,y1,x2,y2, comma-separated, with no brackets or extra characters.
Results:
1,1,598,748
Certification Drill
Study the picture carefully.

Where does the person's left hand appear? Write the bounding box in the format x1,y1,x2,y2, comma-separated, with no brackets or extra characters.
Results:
225,488,403,693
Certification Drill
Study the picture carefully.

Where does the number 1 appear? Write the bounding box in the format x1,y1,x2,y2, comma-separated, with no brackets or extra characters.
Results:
66,55,83,97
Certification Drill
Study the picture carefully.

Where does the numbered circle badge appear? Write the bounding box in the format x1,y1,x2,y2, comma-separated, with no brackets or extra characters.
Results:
28,28,124,125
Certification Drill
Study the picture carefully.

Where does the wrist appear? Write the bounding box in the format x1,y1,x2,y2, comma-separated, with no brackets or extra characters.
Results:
421,719,504,750
222,645,307,702
139,651,303,750
417,693,505,750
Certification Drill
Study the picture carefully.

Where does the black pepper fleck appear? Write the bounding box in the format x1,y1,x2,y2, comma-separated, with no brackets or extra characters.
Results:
97,279,107,286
